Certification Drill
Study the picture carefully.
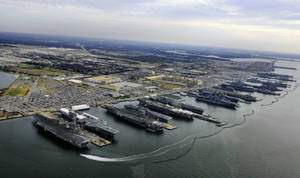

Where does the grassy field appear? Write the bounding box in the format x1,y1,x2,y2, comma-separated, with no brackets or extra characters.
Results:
37,78,51,88
0,111,5,119
99,85,120,91
145,75,165,80
42,88,59,93
160,83,183,90
4,86,31,96
8,64,70,76
0,112,23,120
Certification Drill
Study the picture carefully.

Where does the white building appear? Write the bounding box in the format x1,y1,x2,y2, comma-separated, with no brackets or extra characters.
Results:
72,104,90,111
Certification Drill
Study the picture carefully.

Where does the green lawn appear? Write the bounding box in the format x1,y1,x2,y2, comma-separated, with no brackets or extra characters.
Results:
4,86,30,96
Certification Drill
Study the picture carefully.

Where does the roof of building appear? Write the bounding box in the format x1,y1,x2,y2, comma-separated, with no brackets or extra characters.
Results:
68,79,83,84
72,104,90,111
111,81,142,88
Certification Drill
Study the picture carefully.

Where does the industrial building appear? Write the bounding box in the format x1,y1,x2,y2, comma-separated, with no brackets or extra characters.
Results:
71,104,90,111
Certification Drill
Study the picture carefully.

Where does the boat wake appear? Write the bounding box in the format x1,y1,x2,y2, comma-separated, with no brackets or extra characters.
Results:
80,110,254,163
261,83,299,107
80,154,140,162
81,83,299,165
80,131,202,162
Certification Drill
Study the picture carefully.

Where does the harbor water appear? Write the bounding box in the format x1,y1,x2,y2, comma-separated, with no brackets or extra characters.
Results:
0,60,300,178
0,71,16,88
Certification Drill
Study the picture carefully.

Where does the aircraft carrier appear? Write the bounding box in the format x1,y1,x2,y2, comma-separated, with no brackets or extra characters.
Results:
195,95,237,109
124,104,172,123
103,105,164,133
199,90,240,103
33,115,90,149
246,78,288,88
150,96,204,115
257,72,295,82
194,89,238,109
252,84,282,92
212,86,258,102
139,99,226,126
220,81,281,96
82,113,120,139
139,99,194,120
60,109,119,139
222,81,255,92
254,88,280,95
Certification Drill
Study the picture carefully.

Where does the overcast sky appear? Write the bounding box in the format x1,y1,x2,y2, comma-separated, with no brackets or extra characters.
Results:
0,0,300,54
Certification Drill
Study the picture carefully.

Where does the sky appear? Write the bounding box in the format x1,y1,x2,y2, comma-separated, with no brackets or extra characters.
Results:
0,0,300,54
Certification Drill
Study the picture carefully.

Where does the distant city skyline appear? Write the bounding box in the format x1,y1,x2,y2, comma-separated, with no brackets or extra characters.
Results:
0,0,300,54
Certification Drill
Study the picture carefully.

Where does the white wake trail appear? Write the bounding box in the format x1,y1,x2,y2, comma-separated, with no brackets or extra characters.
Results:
80,110,255,163
80,148,169,162
79,131,213,162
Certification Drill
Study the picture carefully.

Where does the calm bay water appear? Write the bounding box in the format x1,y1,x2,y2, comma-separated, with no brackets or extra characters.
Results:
0,71,16,88
0,60,300,178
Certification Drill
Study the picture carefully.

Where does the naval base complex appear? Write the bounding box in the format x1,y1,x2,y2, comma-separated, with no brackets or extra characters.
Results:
31,71,294,149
